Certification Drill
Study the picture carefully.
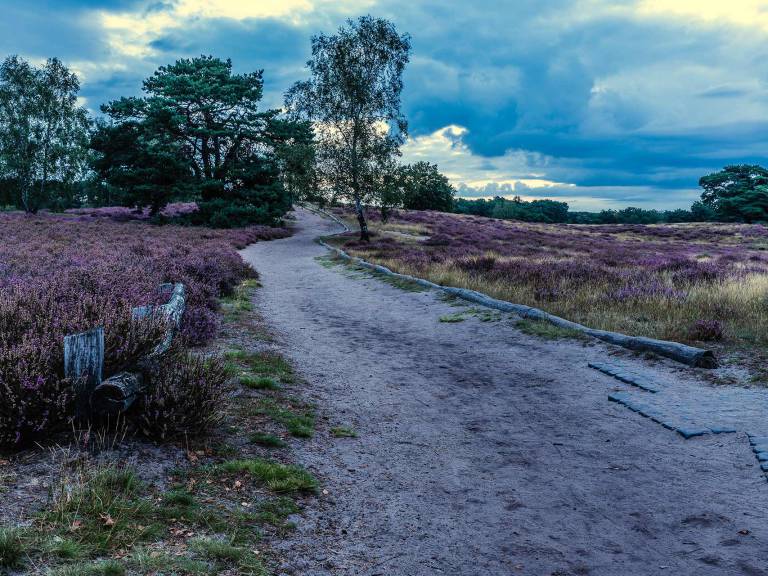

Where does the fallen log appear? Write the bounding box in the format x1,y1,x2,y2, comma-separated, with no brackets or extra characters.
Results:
88,283,186,417
314,230,718,369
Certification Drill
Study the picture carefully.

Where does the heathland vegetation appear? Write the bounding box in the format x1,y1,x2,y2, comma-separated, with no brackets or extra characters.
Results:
329,208,768,371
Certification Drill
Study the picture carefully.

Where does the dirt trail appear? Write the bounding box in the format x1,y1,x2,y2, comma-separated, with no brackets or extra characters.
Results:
240,208,768,576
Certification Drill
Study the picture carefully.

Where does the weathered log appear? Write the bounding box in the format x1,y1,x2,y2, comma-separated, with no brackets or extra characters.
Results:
90,283,186,417
90,371,143,415
64,327,104,417
315,229,718,369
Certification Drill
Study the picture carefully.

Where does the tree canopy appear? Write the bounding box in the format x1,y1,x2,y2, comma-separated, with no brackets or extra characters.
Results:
93,56,295,225
699,165,768,223
286,16,411,240
398,162,455,212
0,55,90,213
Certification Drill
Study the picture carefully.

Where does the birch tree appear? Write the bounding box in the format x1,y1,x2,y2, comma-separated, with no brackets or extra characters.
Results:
0,56,90,212
285,16,411,241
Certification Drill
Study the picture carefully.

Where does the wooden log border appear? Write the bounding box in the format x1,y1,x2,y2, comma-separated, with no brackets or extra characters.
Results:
65,283,187,418
304,203,718,369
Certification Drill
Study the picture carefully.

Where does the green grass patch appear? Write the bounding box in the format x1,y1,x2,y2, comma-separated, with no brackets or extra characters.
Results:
374,272,428,292
330,426,357,438
220,279,261,321
516,318,587,340
0,527,24,569
249,433,287,448
128,548,210,575
241,375,281,390
189,537,244,561
314,255,342,269
254,497,299,528
250,398,315,438
46,537,87,560
439,312,466,323
217,459,318,493
225,350,295,383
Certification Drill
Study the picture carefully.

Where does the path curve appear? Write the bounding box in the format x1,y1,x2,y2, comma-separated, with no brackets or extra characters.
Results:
240,208,768,576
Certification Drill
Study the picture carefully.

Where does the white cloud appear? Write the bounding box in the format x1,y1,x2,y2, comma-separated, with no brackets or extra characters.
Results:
401,125,568,189
635,0,768,30
95,0,373,59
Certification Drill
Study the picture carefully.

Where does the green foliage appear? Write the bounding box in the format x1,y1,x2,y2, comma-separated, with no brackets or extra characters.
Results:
0,55,90,213
216,459,318,493
455,194,722,224
330,426,358,438
0,527,24,568
398,161,455,212
699,165,768,222
90,117,189,215
455,196,569,223
95,56,299,226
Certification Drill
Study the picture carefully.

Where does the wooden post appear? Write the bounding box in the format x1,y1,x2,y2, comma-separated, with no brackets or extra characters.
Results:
91,283,186,417
64,327,104,418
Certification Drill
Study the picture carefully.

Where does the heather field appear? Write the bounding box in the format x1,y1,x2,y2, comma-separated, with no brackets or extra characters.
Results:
0,211,288,447
331,208,768,369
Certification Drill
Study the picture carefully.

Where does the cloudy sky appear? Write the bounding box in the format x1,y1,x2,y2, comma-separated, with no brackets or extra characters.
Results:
4,0,768,210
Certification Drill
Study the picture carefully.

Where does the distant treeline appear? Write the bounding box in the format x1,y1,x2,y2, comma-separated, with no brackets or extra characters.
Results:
453,196,717,224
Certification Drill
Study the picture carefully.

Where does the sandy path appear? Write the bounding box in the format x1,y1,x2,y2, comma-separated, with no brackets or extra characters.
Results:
240,208,768,576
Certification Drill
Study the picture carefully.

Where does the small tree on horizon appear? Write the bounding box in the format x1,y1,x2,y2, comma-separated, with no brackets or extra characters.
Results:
285,16,411,241
399,161,455,212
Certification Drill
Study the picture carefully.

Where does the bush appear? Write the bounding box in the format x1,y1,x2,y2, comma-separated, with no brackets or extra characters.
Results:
180,307,221,347
0,528,24,568
0,214,281,449
688,319,724,342
137,352,228,441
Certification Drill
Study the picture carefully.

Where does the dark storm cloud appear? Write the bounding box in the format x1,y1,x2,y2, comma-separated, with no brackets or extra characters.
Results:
3,0,768,208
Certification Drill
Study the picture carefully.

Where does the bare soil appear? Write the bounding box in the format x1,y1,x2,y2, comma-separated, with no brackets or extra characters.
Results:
240,207,768,576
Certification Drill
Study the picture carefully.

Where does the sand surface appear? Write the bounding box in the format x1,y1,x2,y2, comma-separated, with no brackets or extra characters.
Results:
240,207,768,576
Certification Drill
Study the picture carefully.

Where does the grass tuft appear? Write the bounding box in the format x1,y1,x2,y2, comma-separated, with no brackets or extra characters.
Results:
439,312,466,323
249,433,287,448
516,319,587,340
241,375,281,390
330,426,358,438
217,459,318,493
0,527,24,568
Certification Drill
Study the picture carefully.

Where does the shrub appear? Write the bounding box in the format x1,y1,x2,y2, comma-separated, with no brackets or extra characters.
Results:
688,320,724,342
0,214,285,448
136,353,228,441
180,307,221,347
0,528,24,568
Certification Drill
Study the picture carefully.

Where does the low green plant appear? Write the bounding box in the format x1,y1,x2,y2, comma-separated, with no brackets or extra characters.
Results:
330,426,358,438
515,319,586,340
190,537,244,561
439,313,466,323
217,459,318,493
225,350,295,383
251,399,315,438
0,527,24,568
241,375,281,390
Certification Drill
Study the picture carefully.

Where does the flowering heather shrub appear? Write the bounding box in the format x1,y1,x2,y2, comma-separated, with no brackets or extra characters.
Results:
0,212,288,448
336,208,768,351
136,351,228,441
65,202,199,221
180,306,221,347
